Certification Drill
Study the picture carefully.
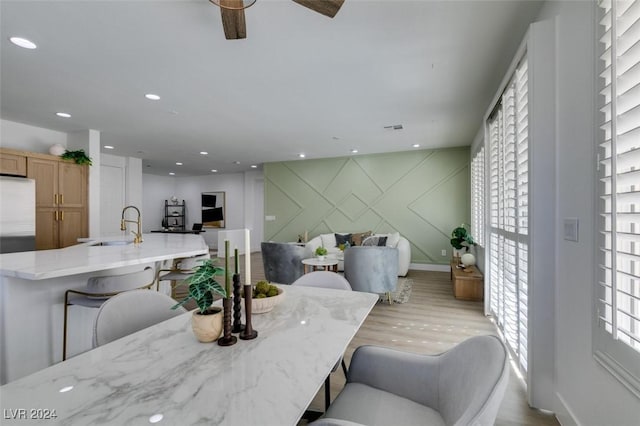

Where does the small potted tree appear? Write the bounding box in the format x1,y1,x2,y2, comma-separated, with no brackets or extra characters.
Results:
172,259,226,342
315,245,328,261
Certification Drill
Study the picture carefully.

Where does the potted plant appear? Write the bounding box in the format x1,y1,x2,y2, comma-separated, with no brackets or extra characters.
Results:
450,224,475,258
60,149,93,165
315,245,328,261
172,259,226,342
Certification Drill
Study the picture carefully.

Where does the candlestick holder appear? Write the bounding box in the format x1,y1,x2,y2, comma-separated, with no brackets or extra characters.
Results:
240,283,258,340
232,273,245,333
218,298,237,346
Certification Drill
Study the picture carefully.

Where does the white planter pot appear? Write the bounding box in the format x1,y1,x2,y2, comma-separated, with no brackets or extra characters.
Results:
191,307,223,343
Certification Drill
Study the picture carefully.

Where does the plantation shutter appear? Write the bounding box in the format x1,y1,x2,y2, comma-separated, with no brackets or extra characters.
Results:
595,0,640,392
471,146,485,247
488,57,529,375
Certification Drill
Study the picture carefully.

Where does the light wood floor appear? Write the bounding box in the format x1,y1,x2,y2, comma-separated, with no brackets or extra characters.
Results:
241,252,559,425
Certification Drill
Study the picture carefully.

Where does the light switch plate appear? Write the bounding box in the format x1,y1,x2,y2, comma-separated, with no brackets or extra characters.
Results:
265,215,276,221
564,218,579,242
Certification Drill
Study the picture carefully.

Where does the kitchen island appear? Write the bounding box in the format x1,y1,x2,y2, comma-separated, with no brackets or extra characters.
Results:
0,234,209,384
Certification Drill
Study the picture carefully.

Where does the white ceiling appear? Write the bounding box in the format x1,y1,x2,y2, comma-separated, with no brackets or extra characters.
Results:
0,0,543,176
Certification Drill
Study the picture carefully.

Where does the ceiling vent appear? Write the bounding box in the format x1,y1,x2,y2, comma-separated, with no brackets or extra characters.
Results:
384,124,403,130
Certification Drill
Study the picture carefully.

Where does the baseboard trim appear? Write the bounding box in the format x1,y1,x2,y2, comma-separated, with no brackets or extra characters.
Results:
409,263,450,272
555,392,579,426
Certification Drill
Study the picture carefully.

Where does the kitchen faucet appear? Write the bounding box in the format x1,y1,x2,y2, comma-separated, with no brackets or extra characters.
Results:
121,206,143,244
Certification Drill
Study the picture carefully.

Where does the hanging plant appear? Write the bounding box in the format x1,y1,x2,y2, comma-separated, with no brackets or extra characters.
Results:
60,149,92,165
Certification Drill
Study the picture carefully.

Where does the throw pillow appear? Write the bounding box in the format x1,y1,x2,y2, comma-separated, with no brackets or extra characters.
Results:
335,233,352,247
386,232,401,248
321,233,337,248
351,231,372,246
377,236,388,246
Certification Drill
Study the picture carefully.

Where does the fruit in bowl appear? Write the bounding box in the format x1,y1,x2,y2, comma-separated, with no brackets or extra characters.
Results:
251,280,284,314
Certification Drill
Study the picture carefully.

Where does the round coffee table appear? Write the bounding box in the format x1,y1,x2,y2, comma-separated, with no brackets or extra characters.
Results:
302,257,339,273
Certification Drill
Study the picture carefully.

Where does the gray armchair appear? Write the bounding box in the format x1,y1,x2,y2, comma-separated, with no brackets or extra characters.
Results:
261,241,312,284
343,246,398,294
311,335,509,426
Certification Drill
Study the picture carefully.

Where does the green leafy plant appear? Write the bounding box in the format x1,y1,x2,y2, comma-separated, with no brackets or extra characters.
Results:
450,224,475,251
315,246,328,256
172,259,226,313
60,149,93,165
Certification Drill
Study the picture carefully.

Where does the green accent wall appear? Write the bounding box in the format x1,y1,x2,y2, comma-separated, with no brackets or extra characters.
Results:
264,148,470,265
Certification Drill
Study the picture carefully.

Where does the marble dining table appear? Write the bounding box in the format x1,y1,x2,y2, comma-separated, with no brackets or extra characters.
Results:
0,285,378,425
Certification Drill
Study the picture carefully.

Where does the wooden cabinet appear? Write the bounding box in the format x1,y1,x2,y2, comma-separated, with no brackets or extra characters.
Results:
0,149,27,176
450,259,484,301
27,155,88,249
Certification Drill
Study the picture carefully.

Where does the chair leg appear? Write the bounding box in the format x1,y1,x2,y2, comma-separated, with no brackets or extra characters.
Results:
63,292,69,361
324,374,331,411
341,358,348,378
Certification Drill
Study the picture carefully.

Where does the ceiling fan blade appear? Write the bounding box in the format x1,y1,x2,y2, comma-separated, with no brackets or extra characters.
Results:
219,0,247,40
292,0,345,18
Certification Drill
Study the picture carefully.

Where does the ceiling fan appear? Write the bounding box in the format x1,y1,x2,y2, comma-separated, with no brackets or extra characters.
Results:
211,0,345,40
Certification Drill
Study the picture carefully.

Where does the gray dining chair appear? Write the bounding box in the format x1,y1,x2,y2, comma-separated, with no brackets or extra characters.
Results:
63,267,155,360
310,335,510,426
292,271,352,411
93,289,187,348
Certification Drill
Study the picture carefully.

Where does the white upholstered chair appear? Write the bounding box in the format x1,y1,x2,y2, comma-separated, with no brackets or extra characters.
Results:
63,267,155,360
292,271,352,410
93,289,186,347
311,335,510,426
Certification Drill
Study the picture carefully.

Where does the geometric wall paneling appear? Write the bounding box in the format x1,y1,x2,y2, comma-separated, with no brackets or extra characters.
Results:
264,147,470,265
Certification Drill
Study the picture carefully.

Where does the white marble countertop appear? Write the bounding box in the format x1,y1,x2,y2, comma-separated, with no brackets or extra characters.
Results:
0,286,378,425
0,234,209,280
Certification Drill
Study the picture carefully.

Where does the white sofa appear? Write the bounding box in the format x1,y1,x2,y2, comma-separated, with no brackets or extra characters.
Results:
306,232,411,277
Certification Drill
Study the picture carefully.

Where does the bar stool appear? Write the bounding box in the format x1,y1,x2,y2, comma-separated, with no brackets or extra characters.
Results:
63,267,155,360
155,253,211,299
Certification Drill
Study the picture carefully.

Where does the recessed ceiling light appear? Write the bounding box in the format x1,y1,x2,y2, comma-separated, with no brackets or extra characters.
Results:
233,161,240,165
169,172,175,176
176,162,183,166
412,144,420,148
56,112,71,118
59,386,74,393
104,145,114,150
211,169,218,173
250,165,257,168
9,37,36,49
298,153,306,158
145,93,160,101
200,151,208,155
351,149,358,154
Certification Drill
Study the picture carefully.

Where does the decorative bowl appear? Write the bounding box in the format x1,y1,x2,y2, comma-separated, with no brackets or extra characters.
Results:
252,287,285,314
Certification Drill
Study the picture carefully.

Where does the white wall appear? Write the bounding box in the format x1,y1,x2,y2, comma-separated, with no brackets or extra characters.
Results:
535,2,640,425
0,119,67,152
142,171,264,252
141,174,177,233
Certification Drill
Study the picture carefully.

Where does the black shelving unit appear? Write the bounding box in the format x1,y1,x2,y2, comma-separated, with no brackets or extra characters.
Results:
163,200,185,231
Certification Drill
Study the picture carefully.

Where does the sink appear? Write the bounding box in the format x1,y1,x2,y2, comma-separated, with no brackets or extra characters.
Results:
90,240,134,246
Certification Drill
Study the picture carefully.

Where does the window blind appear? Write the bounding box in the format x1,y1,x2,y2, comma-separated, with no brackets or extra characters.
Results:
471,146,485,247
488,57,529,375
595,0,640,392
